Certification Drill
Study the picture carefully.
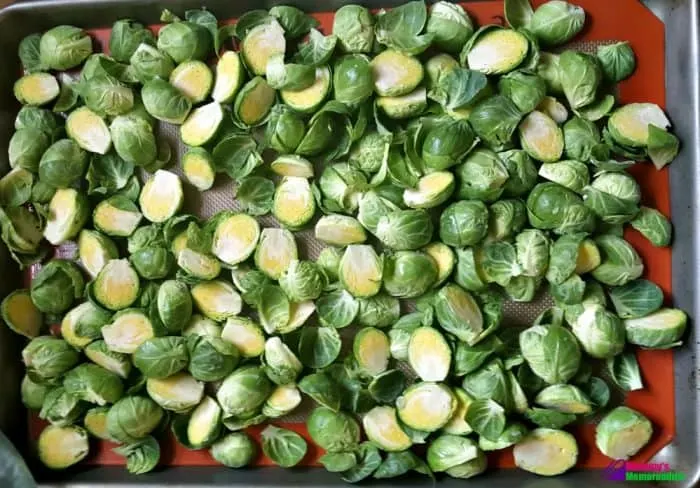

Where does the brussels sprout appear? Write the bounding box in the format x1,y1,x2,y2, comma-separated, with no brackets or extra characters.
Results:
529,1,585,46
314,215,367,247
129,43,175,83
14,72,60,106
234,77,276,128
597,41,635,82
38,139,88,188
347,132,389,176
107,396,164,443
434,283,489,345
38,425,89,470
426,2,473,53
77,230,118,279
183,314,221,338
569,303,625,358
240,19,286,76
333,5,374,53
109,19,155,63
583,171,640,224
273,177,316,229
83,406,112,440
22,336,80,382
113,435,160,475
133,337,188,379
93,196,143,237
191,280,242,322
375,209,434,251
441,388,474,436
382,251,438,299
405,327,450,382
426,433,479,473
486,199,527,242
263,106,305,154
559,50,601,109
360,406,412,452
596,406,652,460
155,280,192,334
526,182,595,235
211,51,244,103
211,213,260,266
60,301,112,349
277,260,325,303
147,372,204,413
425,54,459,89
169,60,213,103
417,242,454,289
499,70,546,113
440,201,490,249
339,245,383,298
319,162,368,213
141,78,192,124
538,160,589,194
254,228,298,280
520,324,581,384
101,309,155,354
591,235,643,286
110,114,158,167
370,50,424,97
298,371,342,411
534,384,592,415
377,87,428,119
92,259,140,311
307,406,361,452
1,289,42,339
538,95,569,124
493,151,535,199
609,279,663,319
38,25,92,70
266,54,315,92
81,73,134,117
84,340,132,379
157,20,211,63
180,102,224,148
18,33,43,73
210,432,257,468
8,129,51,172
353,327,390,377
270,155,315,179
630,206,672,247
624,308,687,349
280,66,332,114
222,317,265,358
261,337,302,386
401,172,454,209
179,395,222,450
513,428,578,476
397,382,456,432
341,442,383,483
179,148,215,191
67,108,114,155
30,260,84,315
39,386,85,427
263,384,302,418
462,26,529,75
216,365,273,417
261,425,308,468
63,363,124,405
518,110,564,163
457,148,510,201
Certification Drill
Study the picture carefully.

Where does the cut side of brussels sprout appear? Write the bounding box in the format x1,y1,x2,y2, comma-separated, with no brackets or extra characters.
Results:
270,155,315,178
404,171,455,209
94,259,140,311
170,60,213,103
519,111,564,163
180,102,224,147
93,196,143,237
608,103,671,147
595,406,653,460
187,396,222,449
443,388,474,436
147,373,204,413
371,50,424,97
575,239,601,274
182,148,215,191
263,384,302,418
61,301,111,349
339,245,383,298
44,188,89,245
397,382,456,432
101,309,154,353
212,51,245,103
315,214,367,246
535,384,593,414
38,425,89,470
84,341,131,379
466,29,529,75
241,20,286,76
84,407,111,440
513,428,578,476
363,406,412,452
191,281,242,322
139,170,184,223
273,177,316,229
183,314,221,337
255,228,298,280
178,248,222,280
1,289,42,338
281,66,331,114
14,72,60,106
408,327,452,382
212,213,260,266
354,327,390,376
78,230,118,279
280,300,316,335
624,308,687,349
423,242,456,287
222,317,265,358
234,77,276,127
377,87,427,120
66,107,112,155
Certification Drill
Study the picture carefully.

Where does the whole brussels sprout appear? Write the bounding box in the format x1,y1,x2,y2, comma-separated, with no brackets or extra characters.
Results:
216,365,274,417
530,1,585,46
595,406,652,460
499,70,547,113
110,114,158,167
141,78,192,124
63,363,124,405
440,201,489,247
375,209,434,251
279,260,326,302
526,182,595,235
157,21,212,63
107,396,164,443
597,42,636,83
583,172,641,224
83,74,134,117
426,2,474,53
129,43,175,83
334,54,373,106
569,303,625,359
210,433,257,468
30,260,85,314
383,251,438,298
23,336,81,381
130,247,175,280
262,337,303,386
333,5,374,53
8,129,51,172
133,337,189,379
157,280,193,334
417,118,476,172
40,25,93,70
187,335,240,382
109,19,156,63
307,406,361,453
519,324,581,384
456,148,510,202
38,139,88,189
264,105,306,154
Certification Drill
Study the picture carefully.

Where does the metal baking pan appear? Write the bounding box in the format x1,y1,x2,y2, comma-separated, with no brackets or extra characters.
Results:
0,0,698,486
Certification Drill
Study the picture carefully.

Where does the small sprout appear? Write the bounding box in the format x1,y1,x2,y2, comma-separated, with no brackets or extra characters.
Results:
210,433,257,468
39,25,92,70
255,228,298,280
83,407,111,440
463,27,529,75
513,428,578,476
624,308,687,349
93,196,143,237
443,388,474,436
404,171,455,209
280,66,332,114
107,396,163,443
315,214,367,246
630,206,672,247
307,406,361,453
61,301,111,349
84,341,132,379
234,77,276,127
270,155,315,178
212,51,245,103
434,284,484,345
333,4,374,53
273,177,316,229
263,384,302,418
185,396,223,449
596,406,653,460
529,1,585,46
78,230,119,279
423,242,456,288
182,147,216,191
30,260,85,315
139,170,183,223
93,259,140,311
396,382,456,432
216,366,273,418
66,107,112,154
535,384,593,415
607,103,670,147
426,434,481,473
597,41,636,83
14,72,60,106
519,111,564,163
1,289,42,338
142,78,192,124
377,87,428,119
354,327,390,376
241,19,286,76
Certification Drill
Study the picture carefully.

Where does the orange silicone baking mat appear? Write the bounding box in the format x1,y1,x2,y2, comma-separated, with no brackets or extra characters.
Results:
27,0,674,471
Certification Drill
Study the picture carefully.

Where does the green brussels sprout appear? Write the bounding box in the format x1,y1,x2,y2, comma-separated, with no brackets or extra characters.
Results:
110,114,158,167
375,209,434,251
138,170,183,224
63,363,124,405
538,95,569,123
60,301,112,350
280,66,332,114
93,195,143,237
191,280,242,322
426,2,473,53
181,148,216,191
498,150,538,198
353,327,390,376
22,374,51,410
403,172,455,209
462,26,529,75
273,177,317,229
377,87,428,120
434,284,486,345
538,160,589,194
563,115,600,161
18,33,43,73
319,162,368,214
526,182,595,235
597,41,635,82
8,129,51,172
234,77,276,127
39,25,92,70
396,382,456,432
456,148,510,201
559,50,601,109
256,284,290,335
339,244,383,298
38,139,88,188
519,110,564,163
569,303,626,359
82,74,134,117
630,206,672,247
39,386,85,427
107,396,164,443
129,43,175,83
383,251,438,298
170,60,213,103
536,52,563,94
453,247,488,293
425,53,459,88
255,228,298,280
334,54,373,105
241,19,286,76
362,406,412,452
591,235,643,286
316,248,342,283
41,188,87,246
209,51,244,104
177,395,222,450
520,324,581,384
109,19,155,63
37,425,89,470
183,314,221,338
427,434,481,473
141,78,192,124
113,435,160,475
157,20,211,63
333,5,374,53
440,200,489,247
210,433,257,468
279,260,326,303
513,428,578,476
356,294,400,329
156,280,192,334
0,167,31,207
307,406,361,452
82,406,111,441
596,406,652,460
487,199,527,242
263,384,302,419
65,107,112,156
92,259,140,311
14,72,60,106
216,365,273,417
147,372,204,413
262,337,303,385
407,326,451,382
624,308,687,349
609,279,663,319
133,337,189,379
270,155,314,179
263,106,305,154
22,336,80,382
101,309,155,354
314,215,367,247
130,247,175,280
442,387,474,436
84,340,132,379
261,425,307,468
348,130,391,174
370,50,424,97
412,118,476,172
530,1,585,46
265,53,315,91
298,371,342,410
30,260,84,315
422,242,455,288
221,318,265,359
499,70,546,113
583,172,640,224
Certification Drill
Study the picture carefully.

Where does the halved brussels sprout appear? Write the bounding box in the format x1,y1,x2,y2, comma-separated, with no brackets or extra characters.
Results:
574,239,601,274
216,365,273,417
404,171,455,209
315,215,367,246
408,327,451,382
241,19,286,76
84,341,132,379
363,406,412,452
263,384,302,418
222,317,266,358
333,4,374,53
84,407,111,440
434,284,484,345
270,155,314,178
463,27,529,75
370,50,424,97
139,170,184,223
101,309,154,353
93,196,143,237
39,25,92,70
38,425,89,470
538,96,569,124
43,189,89,246
595,406,652,460
280,66,331,114
234,77,276,127
266,54,316,91
170,60,213,103
513,428,578,476
180,102,224,147
210,432,257,468
354,327,390,376
14,72,60,106
178,248,222,281
93,259,140,311
78,230,118,279
61,301,112,349
255,228,298,280
142,78,192,124
273,177,316,229
397,382,456,432
378,87,428,119
624,308,687,349
519,111,564,163
1,289,42,338
191,280,242,322
262,337,303,385
147,372,204,413
212,51,245,103
280,300,316,335
66,107,112,155
183,314,221,338
423,242,456,288
181,148,215,191
186,396,222,449
339,245,383,298
211,213,260,266
535,384,593,414
443,388,474,436
607,103,670,148
107,395,163,443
